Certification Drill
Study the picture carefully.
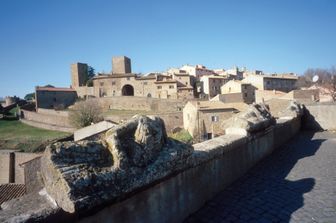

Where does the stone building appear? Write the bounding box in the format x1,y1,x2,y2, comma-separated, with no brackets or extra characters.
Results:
183,101,248,141
243,74,298,92
180,64,215,79
210,93,244,103
221,80,256,104
112,56,131,74
71,56,195,100
35,87,77,110
219,66,245,80
200,75,229,98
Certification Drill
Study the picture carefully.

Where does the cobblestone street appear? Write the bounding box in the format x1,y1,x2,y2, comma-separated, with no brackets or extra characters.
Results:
185,131,336,223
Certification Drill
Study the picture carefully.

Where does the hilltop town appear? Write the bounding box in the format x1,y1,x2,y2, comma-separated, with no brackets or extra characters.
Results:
8,55,321,140
1,56,336,223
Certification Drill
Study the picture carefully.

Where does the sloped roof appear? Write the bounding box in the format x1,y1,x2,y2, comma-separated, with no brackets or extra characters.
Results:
36,87,76,92
0,184,25,205
188,101,248,111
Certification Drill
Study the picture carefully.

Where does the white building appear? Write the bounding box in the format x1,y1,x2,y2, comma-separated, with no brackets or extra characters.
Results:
200,75,229,98
180,65,215,79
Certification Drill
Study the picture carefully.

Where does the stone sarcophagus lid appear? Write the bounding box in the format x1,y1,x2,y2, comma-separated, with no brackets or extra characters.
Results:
41,115,193,213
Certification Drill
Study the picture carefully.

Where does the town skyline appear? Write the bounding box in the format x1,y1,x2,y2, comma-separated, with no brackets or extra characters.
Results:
1,0,336,97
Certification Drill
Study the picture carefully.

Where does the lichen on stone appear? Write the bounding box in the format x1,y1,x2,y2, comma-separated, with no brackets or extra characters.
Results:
40,115,193,214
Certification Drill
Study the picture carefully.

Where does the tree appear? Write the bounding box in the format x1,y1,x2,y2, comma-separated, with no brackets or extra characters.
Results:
43,84,55,88
300,66,336,101
69,99,104,128
24,93,35,101
85,66,95,86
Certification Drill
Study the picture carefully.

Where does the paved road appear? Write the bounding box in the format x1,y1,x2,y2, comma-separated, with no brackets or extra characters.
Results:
185,131,336,223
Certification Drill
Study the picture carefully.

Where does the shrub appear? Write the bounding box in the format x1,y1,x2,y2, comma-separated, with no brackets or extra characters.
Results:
69,99,104,128
169,129,193,144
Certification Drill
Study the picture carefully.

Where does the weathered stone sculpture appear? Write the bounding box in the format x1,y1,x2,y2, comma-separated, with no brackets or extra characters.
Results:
40,115,193,214
278,100,303,118
223,103,275,135
105,115,167,169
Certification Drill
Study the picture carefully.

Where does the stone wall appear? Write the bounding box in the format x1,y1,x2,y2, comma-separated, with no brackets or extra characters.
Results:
15,153,42,184
98,96,186,112
0,151,41,184
21,109,74,133
37,108,69,116
75,86,94,98
0,151,11,184
23,157,42,193
303,102,336,130
36,90,77,110
80,117,301,223
0,110,302,222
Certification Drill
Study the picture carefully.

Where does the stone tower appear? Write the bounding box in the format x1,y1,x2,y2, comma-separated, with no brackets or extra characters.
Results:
71,63,88,88
112,56,131,74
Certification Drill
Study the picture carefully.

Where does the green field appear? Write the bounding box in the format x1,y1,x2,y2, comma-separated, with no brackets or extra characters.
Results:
0,119,70,152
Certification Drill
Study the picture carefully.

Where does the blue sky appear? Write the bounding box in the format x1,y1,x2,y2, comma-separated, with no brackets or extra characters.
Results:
0,0,335,98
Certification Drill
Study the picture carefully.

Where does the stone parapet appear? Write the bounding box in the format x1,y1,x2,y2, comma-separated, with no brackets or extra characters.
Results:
0,110,302,222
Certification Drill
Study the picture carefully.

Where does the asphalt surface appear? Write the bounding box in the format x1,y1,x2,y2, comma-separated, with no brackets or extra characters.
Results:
185,131,336,223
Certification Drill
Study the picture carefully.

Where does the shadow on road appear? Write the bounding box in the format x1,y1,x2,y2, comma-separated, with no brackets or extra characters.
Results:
185,131,324,223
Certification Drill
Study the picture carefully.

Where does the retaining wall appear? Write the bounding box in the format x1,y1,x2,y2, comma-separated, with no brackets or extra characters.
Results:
303,102,336,131
80,116,301,223
98,96,186,112
20,109,75,133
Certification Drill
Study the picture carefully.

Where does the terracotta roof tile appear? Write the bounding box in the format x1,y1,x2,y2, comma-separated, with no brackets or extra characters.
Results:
36,87,76,92
0,184,26,205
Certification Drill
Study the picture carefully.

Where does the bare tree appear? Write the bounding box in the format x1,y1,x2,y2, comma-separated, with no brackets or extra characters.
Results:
69,99,104,128
325,67,336,101
301,66,336,101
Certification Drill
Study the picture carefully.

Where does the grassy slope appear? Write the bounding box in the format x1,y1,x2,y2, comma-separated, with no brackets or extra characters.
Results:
0,119,69,152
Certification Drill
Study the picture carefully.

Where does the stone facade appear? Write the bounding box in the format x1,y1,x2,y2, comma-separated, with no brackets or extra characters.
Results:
71,63,88,88
112,56,131,74
0,151,41,184
221,80,256,104
200,75,229,98
183,101,248,141
243,74,298,92
70,57,196,100
35,87,77,110
180,64,215,79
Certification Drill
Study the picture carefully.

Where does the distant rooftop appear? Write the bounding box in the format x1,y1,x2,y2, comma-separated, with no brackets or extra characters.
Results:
189,101,248,111
35,87,76,92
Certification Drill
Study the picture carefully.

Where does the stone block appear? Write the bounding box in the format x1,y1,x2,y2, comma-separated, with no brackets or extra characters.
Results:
74,121,116,141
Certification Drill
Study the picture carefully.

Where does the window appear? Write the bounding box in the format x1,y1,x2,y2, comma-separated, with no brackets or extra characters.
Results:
112,81,116,85
169,85,174,89
211,115,219,122
157,86,162,89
